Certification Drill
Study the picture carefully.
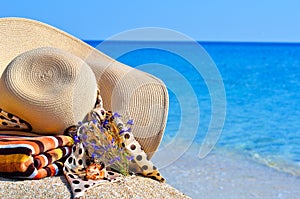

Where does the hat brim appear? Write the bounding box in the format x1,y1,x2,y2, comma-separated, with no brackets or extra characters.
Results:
0,17,168,159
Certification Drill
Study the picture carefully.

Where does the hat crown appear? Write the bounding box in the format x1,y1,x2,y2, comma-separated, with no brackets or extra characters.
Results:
0,47,97,134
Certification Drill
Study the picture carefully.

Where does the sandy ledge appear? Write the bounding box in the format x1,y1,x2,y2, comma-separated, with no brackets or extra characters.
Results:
0,175,191,199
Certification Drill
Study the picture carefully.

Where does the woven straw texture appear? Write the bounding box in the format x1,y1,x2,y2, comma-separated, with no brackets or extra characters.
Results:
0,47,97,134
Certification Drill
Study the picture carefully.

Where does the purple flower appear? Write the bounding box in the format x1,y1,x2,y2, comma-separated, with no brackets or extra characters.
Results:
91,153,96,160
113,112,121,118
73,135,80,144
93,145,101,151
119,129,125,135
103,119,109,125
126,155,134,161
111,138,115,144
127,119,134,125
109,156,121,164
82,134,88,140
98,125,105,133
82,141,89,147
103,145,110,151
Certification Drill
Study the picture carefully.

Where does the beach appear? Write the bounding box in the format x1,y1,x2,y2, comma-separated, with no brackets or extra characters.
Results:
0,175,190,199
157,147,300,199
0,2,299,199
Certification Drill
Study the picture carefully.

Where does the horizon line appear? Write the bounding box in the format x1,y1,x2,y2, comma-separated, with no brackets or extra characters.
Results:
82,39,300,45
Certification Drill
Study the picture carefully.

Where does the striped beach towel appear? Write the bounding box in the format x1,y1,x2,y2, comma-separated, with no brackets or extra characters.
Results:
0,135,73,179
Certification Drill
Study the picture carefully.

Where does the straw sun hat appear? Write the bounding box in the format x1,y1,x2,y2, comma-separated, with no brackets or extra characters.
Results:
0,17,168,158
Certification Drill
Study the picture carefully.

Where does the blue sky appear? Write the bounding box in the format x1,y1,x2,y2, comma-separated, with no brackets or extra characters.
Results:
1,0,300,42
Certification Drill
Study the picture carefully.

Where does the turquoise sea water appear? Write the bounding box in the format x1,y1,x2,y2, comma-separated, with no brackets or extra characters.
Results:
85,40,300,177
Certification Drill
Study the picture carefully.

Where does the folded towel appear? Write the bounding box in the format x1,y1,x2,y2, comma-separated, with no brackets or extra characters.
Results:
0,135,73,179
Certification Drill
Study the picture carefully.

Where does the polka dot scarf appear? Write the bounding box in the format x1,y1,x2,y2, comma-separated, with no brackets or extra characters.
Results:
64,92,165,199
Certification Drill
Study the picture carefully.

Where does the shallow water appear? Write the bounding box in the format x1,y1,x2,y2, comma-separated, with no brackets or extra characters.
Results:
86,40,300,197
155,146,300,199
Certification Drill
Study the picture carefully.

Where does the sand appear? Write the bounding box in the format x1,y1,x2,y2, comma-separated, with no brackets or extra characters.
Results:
0,175,190,199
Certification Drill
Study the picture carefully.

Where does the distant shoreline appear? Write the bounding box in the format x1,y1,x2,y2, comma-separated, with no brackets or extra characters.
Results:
83,40,300,45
